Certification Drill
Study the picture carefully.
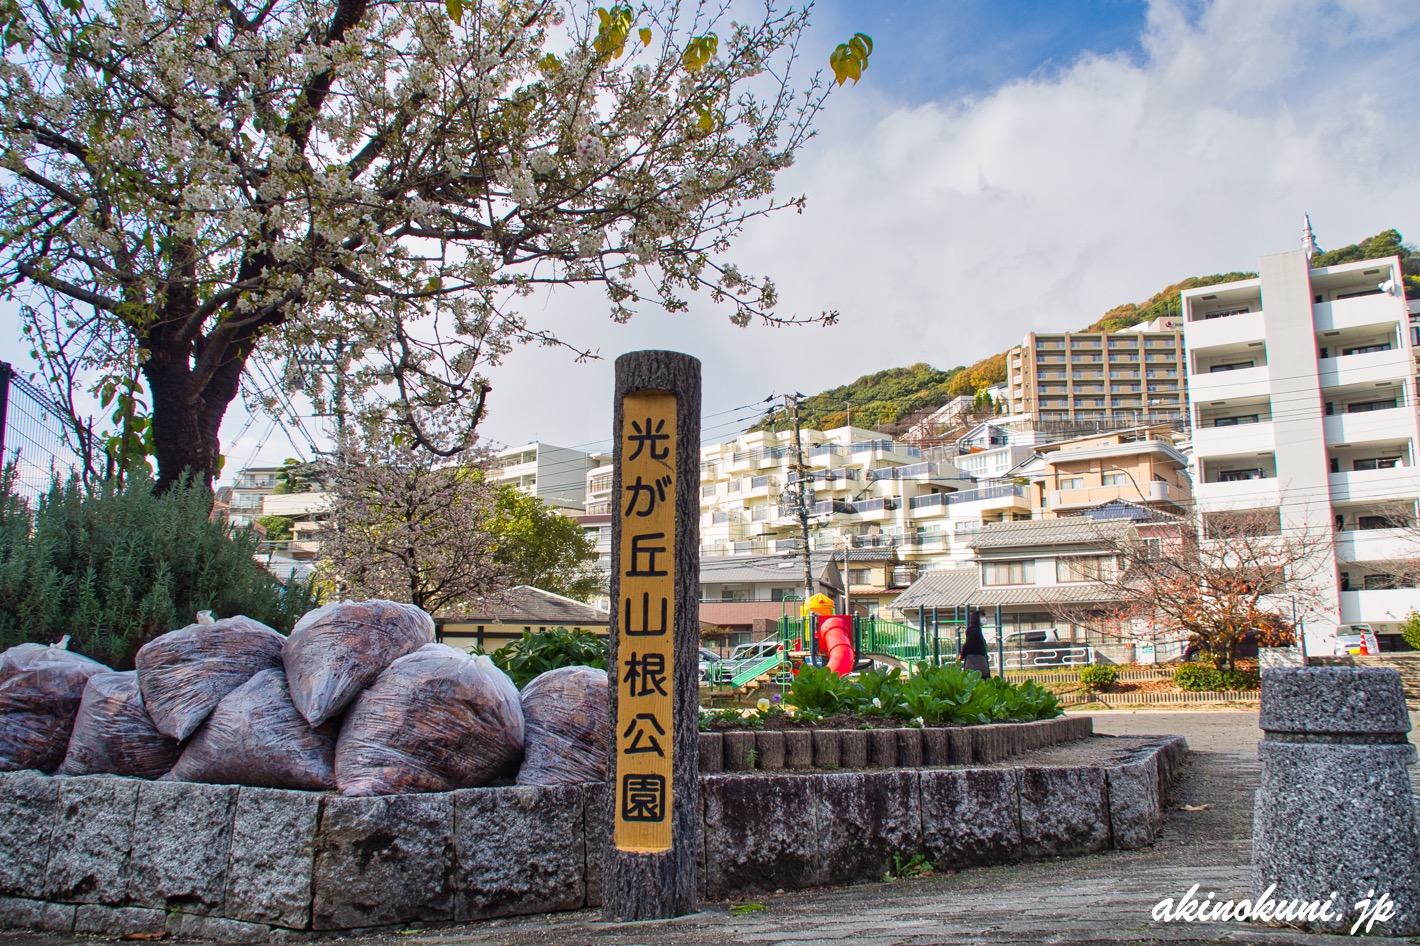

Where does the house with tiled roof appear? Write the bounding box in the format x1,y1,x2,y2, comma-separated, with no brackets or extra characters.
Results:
891,517,1146,665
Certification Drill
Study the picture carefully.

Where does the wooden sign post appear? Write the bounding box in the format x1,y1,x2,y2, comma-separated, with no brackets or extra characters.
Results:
604,350,700,920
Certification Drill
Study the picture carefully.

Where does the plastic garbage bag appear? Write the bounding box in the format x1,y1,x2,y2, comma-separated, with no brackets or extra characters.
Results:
283,600,434,727
0,642,110,772
165,668,338,790
515,665,609,786
335,643,523,796
135,616,286,740
57,671,180,778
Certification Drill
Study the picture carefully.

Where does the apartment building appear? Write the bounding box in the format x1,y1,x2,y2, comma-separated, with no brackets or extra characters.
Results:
1182,249,1420,650
697,425,1033,572
1005,320,1187,428
491,442,608,511
1014,425,1192,519
227,465,289,529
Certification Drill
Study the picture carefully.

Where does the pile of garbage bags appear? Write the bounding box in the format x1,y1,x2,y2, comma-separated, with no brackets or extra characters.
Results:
0,600,609,795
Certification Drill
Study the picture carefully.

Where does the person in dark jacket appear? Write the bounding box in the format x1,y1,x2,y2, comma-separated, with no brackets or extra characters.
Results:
959,608,991,678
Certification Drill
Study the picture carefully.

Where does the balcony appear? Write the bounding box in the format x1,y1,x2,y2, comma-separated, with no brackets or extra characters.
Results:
850,497,900,522
1048,481,1185,511
1192,421,1277,458
1319,348,1411,390
1329,466,1420,504
1194,477,1281,509
906,484,1030,513
1340,588,1420,626
1185,310,1265,350
1336,527,1418,564
1323,406,1416,446
1189,364,1271,402
1313,292,1404,334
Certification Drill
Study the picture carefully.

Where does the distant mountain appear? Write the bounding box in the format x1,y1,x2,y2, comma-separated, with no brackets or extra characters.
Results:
763,229,1417,434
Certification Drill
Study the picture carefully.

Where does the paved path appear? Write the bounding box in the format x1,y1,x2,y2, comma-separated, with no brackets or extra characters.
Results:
4,709,1411,946
353,709,1412,946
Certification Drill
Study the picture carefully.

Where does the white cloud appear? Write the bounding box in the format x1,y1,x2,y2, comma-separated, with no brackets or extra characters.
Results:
238,0,1420,465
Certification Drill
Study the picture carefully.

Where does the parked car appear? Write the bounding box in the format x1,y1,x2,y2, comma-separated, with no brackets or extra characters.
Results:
1334,624,1380,656
698,647,722,683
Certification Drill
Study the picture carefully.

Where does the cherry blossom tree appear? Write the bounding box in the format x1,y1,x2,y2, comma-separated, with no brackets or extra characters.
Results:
314,433,507,614
0,0,861,491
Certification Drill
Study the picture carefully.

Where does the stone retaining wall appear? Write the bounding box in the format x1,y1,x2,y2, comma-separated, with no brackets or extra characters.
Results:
0,723,1186,942
700,715,1093,773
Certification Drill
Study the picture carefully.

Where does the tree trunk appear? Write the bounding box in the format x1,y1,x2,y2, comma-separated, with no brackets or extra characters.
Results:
143,332,253,496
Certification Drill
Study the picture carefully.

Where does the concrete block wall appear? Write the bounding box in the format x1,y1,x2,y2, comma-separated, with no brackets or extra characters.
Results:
0,725,1186,942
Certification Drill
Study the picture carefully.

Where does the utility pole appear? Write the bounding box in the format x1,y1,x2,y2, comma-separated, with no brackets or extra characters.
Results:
786,393,815,610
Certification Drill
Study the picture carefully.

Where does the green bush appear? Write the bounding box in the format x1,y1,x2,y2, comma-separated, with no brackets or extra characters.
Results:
0,472,320,669
787,661,1061,725
489,626,607,689
1078,665,1119,692
1402,611,1420,651
1173,663,1260,692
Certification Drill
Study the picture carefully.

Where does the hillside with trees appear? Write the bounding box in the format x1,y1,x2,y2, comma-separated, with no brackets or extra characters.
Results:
774,228,1416,433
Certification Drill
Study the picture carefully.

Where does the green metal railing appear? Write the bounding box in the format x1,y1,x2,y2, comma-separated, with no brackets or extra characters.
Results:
776,615,965,666
729,653,786,689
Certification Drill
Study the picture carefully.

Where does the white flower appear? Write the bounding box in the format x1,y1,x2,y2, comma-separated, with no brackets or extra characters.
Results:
872,697,882,709
756,698,771,713
913,717,925,728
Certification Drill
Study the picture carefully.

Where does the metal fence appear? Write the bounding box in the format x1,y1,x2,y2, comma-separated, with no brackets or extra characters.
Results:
0,363,92,505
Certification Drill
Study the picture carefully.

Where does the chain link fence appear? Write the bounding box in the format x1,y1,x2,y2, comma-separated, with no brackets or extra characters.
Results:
0,363,94,505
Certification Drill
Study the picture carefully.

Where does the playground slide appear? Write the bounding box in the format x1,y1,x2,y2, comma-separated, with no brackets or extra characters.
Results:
816,615,856,676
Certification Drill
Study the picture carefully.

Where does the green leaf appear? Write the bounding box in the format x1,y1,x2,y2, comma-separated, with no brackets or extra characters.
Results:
444,0,461,24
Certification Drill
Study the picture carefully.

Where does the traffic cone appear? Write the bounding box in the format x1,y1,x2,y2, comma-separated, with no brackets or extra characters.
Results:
1358,633,1370,656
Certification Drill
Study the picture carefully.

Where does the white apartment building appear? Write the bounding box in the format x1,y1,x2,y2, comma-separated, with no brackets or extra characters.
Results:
697,425,1033,573
491,442,608,511
227,465,289,529
1182,249,1420,650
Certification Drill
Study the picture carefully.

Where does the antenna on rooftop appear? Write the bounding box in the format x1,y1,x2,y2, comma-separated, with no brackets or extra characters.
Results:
1302,212,1321,260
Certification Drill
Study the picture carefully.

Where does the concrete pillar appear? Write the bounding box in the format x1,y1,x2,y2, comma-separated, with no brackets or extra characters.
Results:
1254,667,1420,934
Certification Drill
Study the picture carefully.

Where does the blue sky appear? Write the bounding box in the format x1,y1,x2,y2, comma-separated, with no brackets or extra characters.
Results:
810,0,1150,104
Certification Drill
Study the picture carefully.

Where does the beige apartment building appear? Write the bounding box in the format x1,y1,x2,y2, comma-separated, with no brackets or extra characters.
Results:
1005,321,1187,428
1018,426,1193,519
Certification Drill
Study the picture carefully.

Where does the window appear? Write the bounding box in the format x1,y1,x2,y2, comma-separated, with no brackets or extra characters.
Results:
1342,342,1392,356
1209,361,1255,373
1101,472,1127,486
1357,515,1394,530
1353,457,1402,471
982,560,1034,586
848,568,873,586
1347,399,1398,413
1056,556,1115,582
1218,468,1264,482
1363,574,1401,590
770,588,795,602
1212,415,1259,427
1060,477,1084,490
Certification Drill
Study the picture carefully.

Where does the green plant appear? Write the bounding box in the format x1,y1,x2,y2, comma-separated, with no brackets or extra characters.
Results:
729,903,766,916
254,515,294,542
1174,663,1260,692
0,471,320,669
1078,665,1119,693
788,665,854,716
1402,611,1420,651
489,626,607,689
883,852,934,882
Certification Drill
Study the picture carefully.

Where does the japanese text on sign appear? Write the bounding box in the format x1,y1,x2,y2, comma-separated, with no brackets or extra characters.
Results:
614,392,677,853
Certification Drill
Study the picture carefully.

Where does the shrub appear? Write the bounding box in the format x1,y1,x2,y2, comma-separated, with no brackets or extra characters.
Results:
489,626,607,689
1078,664,1119,692
1174,663,1260,692
785,662,1063,725
0,472,320,669
1402,611,1420,651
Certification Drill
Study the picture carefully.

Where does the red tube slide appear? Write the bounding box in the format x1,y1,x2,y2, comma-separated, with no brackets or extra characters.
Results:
816,615,856,676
